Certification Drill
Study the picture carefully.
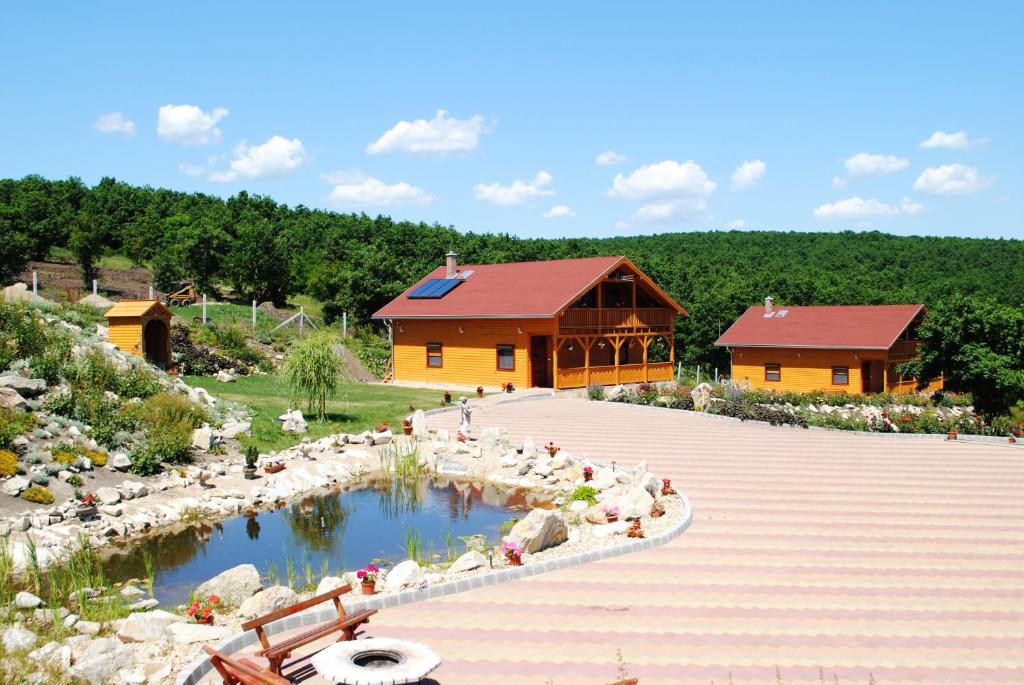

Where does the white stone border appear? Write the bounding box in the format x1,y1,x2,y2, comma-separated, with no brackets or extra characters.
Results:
174,475,693,685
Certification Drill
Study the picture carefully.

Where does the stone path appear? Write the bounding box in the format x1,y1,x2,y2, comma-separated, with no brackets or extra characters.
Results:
363,397,1024,684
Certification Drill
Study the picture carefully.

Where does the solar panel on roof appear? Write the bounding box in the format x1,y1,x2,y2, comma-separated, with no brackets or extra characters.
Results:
407,278,462,299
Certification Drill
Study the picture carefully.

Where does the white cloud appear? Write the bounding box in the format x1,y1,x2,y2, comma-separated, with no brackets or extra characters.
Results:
844,153,909,178
542,205,575,218
726,219,746,229
366,109,489,155
320,169,368,185
595,150,628,166
813,196,924,220
93,111,135,136
178,162,206,177
609,160,716,200
157,104,229,145
832,176,847,188
632,197,709,222
208,135,307,182
919,130,985,150
326,176,433,208
913,163,993,195
730,159,766,191
474,171,555,205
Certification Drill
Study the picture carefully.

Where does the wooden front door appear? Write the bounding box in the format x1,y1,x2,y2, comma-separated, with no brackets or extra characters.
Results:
530,336,551,387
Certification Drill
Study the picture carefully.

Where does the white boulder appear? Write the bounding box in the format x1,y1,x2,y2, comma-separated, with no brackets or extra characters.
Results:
115,609,184,643
194,563,262,607
449,550,487,574
166,622,232,645
236,586,300,621
385,559,424,592
507,508,568,554
1,625,37,652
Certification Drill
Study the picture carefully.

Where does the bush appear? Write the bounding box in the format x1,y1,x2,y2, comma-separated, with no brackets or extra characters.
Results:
21,486,54,505
28,333,73,385
29,472,48,486
66,474,83,487
0,409,39,450
142,392,208,430
53,449,79,466
348,327,390,379
569,485,599,505
171,326,236,376
0,449,18,477
84,449,107,467
587,385,605,401
128,443,164,476
127,392,203,473
0,301,50,371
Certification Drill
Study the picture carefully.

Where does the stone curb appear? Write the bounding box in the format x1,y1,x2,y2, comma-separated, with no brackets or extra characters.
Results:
174,470,693,685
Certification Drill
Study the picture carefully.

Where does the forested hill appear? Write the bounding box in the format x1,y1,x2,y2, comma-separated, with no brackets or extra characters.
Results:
3,174,1023,368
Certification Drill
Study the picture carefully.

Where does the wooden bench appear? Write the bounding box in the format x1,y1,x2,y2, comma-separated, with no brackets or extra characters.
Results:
240,583,377,676
204,646,290,685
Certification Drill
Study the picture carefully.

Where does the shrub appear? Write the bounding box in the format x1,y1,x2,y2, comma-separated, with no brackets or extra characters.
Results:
66,474,83,487
28,333,73,385
128,443,164,476
0,449,18,477
53,448,79,466
0,408,39,450
587,384,605,401
569,485,599,505
171,326,236,376
29,472,48,486
283,332,341,421
142,392,208,431
21,486,54,505
84,449,107,467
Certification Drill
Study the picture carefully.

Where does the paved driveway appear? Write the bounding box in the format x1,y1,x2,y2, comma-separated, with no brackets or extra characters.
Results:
364,397,1024,685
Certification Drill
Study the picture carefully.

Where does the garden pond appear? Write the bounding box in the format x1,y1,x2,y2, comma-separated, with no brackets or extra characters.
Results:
96,475,548,606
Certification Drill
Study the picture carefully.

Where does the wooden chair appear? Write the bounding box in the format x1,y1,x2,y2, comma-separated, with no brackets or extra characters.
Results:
204,646,290,685
240,583,377,676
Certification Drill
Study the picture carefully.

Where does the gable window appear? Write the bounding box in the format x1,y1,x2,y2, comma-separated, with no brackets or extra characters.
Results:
764,363,781,382
496,344,515,371
426,343,443,368
832,366,849,386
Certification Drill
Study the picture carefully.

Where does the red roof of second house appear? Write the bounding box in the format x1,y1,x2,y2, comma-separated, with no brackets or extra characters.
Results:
715,304,924,350
373,255,686,319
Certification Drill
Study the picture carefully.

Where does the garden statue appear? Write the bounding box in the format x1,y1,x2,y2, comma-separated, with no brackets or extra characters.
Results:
458,396,473,438
690,382,714,412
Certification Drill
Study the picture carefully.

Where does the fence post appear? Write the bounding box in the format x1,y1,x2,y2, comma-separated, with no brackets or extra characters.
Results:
252,300,257,334
299,307,305,336
148,285,154,300
32,271,38,297
342,311,348,338
92,279,98,297
202,294,207,326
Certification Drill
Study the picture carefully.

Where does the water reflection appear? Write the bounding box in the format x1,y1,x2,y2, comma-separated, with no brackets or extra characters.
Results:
97,476,547,606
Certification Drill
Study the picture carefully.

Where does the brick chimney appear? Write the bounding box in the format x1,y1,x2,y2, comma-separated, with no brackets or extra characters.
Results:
445,251,458,279
764,295,774,317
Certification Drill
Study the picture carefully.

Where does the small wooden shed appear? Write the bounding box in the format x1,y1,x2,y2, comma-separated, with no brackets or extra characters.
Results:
104,300,174,369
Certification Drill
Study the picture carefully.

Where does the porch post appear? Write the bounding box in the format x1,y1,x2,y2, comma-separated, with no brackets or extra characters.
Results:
641,336,651,382
613,335,623,385
580,337,590,388
552,336,559,390
669,320,676,365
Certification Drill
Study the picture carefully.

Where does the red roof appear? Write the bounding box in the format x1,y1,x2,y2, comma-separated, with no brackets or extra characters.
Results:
373,256,685,319
715,304,924,350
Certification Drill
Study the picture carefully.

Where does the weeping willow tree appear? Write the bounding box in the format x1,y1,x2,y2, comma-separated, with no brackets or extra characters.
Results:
282,332,342,421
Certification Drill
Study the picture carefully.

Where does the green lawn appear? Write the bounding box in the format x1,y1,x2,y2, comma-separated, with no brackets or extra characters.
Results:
185,374,441,452
176,302,284,336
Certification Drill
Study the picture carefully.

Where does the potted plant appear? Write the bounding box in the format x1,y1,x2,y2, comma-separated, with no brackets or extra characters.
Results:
75,493,98,521
947,431,957,440
660,478,676,496
476,386,484,399
443,391,452,405
500,541,523,566
375,422,389,433
187,594,220,625
264,460,285,474
602,505,619,524
243,445,259,480
583,466,593,483
402,418,413,435
650,501,665,518
544,441,560,458
356,564,380,595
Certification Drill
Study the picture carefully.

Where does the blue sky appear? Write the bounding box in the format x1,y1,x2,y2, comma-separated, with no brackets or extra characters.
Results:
2,2,1021,239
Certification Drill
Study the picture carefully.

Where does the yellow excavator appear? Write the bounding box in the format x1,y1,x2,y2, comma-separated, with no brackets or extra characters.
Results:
165,281,198,307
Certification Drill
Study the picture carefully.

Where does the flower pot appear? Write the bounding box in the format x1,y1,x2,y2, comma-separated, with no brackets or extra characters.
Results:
583,472,593,482
361,581,375,595
507,556,522,566
476,389,484,399
264,463,285,474
196,616,214,626
75,505,98,521
243,467,257,480
403,426,413,435
605,514,618,524
947,431,957,441
1010,437,1017,444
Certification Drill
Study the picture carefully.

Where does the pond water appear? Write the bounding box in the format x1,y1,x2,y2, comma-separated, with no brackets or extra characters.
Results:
99,476,546,606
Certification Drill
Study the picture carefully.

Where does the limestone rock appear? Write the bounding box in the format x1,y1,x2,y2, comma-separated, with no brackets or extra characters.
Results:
0,386,28,411
122,480,149,498
29,640,72,671
521,436,537,460
449,550,487,574
278,409,308,433
614,485,655,520
371,429,393,445
0,375,46,398
593,520,630,538
315,575,348,596
76,620,101,636
109,452,132,471
95,487,121,505
166,622,232,645
507,508,568,554
70,637,135,685
15,591,43,609
216,370,236,383
3,475,30,496
115,609,184,643
236,585,300,621
410,410,428,440
1,625,37,652
568,500,589,514
384,559,424,592
220,419,251,439
194,563,262,607
191,426,214,451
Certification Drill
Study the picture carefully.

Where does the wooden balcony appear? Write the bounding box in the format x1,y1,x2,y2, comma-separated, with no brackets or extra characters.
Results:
559,307,672,332
888,339,921,358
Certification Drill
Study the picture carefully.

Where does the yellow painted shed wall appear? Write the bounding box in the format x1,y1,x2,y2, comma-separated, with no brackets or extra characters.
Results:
393,318,556,388
730,347,885,393
107,318,144,356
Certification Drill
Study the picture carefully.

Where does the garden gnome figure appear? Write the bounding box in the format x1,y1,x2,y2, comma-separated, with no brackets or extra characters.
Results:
458,396,473,438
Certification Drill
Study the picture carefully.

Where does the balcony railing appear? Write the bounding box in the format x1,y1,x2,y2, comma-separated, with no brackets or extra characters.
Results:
888,339,921,357
559,307,672,331
556,361,673,389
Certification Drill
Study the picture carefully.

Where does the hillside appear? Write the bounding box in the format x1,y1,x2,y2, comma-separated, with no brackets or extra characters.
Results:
3,174,1024,370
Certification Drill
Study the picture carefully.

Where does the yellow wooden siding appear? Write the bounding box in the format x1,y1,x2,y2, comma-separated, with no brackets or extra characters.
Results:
107,319,143,356
393,318,555,387
730,347,885,393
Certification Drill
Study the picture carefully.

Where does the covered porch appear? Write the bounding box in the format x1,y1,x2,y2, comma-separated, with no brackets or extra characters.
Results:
551,329,676,389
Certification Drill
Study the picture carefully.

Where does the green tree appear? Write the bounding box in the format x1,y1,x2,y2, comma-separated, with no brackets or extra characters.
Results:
282,332,342,421
69,213,106,287
225,218,291,305
900,296,1024,418
0,204,32,284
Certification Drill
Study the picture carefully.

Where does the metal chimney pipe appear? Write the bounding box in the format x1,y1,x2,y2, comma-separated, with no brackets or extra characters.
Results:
764,295,774,317
446,251,458,279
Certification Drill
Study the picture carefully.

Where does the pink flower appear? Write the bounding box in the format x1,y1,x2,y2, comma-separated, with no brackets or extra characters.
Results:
356,570,367,579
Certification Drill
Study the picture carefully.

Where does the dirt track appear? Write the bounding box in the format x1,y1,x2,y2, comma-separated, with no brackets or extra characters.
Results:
19,261,154,301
